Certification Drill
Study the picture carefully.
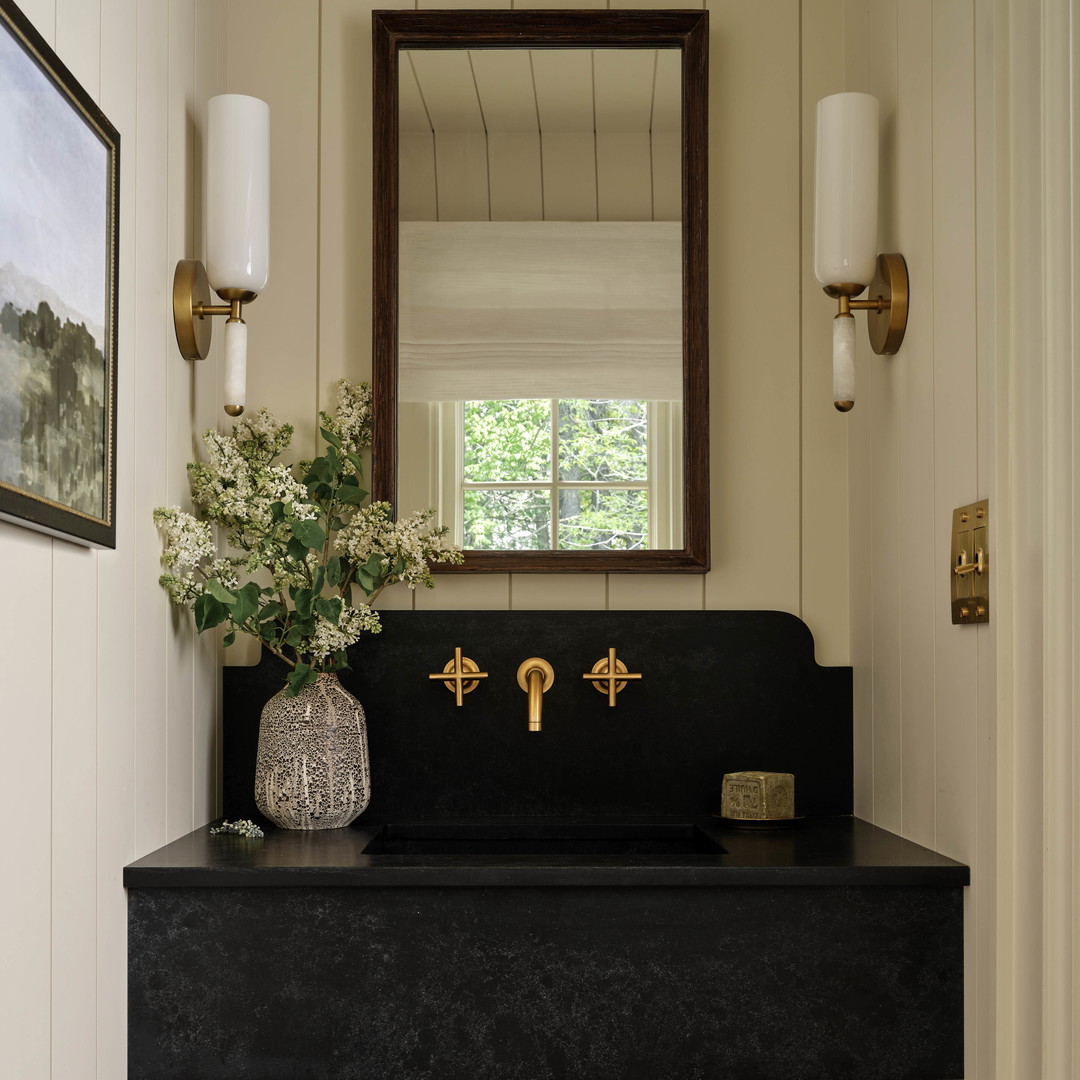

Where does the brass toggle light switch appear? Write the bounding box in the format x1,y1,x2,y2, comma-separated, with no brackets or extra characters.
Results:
951,500,989,624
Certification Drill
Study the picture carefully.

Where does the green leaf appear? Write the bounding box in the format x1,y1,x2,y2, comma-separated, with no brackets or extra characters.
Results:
284,625,304,648
286,663,318,697
346,452,364,474
335,482,364,506
326,556,343,586
229,581,261,625
205,579,236,605
325,445,341,473
287,536,307,562
315,596,342,624
194,593,228,633
291,519,326,551
364,553,385,578
311,565,326,597
320,426,342,449
329,516,344,533
293,588,314,619
259,601,285,622
222,631,236,648
270,501,286,522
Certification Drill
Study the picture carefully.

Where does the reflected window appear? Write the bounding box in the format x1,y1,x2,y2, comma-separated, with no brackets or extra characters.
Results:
455,398,677,551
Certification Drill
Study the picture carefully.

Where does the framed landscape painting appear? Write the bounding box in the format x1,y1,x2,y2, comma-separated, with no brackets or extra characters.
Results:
0,0,119,548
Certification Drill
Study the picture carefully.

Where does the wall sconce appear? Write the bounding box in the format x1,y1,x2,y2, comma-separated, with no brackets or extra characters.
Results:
173,94,269,416
814,92,908,412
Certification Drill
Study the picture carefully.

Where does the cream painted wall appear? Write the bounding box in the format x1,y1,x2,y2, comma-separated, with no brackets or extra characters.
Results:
225,0,852,664
0,2,224,1077
841,2,996,1078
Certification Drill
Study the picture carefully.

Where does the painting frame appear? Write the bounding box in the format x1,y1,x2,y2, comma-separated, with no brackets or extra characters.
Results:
0,0,119,548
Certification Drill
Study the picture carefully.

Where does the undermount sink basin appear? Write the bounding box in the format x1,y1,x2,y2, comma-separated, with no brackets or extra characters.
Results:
360,821,727,856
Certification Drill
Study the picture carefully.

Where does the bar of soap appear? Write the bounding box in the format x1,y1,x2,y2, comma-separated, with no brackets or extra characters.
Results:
721,771,795,820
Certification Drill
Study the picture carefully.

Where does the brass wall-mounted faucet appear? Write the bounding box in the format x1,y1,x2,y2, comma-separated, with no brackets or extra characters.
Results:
516,658,555,731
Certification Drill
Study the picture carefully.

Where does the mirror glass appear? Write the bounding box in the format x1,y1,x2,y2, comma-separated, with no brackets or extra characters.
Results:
372,11,709,572
397,48,683,553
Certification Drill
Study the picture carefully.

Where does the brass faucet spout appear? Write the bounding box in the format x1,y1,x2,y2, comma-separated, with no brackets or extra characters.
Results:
516,657,555,732
527,668,544,731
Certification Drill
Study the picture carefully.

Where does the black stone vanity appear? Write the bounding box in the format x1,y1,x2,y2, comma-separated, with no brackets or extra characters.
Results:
125,611,967,1079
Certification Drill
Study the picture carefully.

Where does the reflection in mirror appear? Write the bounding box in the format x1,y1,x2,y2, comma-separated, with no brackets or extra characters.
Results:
373,12,709,572
399,46,681,551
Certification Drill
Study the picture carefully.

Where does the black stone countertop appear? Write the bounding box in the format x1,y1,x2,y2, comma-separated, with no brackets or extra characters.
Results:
124,816,968,889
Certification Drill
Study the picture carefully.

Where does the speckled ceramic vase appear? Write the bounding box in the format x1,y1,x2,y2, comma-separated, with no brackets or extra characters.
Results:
254,673,371,830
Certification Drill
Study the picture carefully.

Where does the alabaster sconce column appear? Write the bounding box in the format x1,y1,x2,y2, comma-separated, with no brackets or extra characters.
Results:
173,93,269,416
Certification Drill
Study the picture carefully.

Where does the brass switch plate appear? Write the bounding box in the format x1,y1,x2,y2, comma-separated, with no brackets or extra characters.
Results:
951,500,989,624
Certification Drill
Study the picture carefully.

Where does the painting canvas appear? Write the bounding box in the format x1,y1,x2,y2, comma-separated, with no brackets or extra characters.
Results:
0,0,119,547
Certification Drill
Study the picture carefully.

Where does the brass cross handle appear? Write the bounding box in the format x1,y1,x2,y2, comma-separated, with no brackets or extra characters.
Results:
582,647,642,707
428,646,488,707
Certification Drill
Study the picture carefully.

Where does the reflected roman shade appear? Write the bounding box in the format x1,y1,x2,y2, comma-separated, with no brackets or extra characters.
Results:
398,221,682,401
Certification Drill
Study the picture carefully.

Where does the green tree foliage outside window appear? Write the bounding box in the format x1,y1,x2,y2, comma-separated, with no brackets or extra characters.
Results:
462,398,650,551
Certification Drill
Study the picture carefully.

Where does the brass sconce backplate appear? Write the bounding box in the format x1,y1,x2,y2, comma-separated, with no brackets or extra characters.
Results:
865,253,908,354
173,259,213,360
951,499,989,624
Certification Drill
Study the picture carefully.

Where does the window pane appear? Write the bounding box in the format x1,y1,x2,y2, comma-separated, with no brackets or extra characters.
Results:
558,399,648,482
558,489,648,550
464,399,551,482
464,489,552,549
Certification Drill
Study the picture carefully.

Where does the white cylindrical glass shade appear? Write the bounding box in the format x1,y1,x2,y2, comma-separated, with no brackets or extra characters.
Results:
833,314,856,407
206,94,269,295
814,92,879,288
224,319,248,412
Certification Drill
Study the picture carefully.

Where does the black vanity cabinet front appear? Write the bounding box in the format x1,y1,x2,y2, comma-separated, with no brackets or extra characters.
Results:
126,818,966,1080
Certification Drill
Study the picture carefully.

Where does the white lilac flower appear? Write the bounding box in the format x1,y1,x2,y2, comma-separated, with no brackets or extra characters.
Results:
319,379,373,456
153,507,215,570
158,571,204,607
335,503,463,591
306,604,383,662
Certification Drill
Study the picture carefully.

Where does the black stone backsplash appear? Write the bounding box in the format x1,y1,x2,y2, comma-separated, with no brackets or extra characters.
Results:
223,609,853,823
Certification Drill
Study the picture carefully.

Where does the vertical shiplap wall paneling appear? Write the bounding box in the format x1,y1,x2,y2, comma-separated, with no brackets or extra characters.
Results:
132,0,171,862
0,2,220,1076
841,0,874,819
895,0,937,854
96,3,139,1073
704,0,802,616
0,531,54,1077
50,2,103,1074
193,0,226,819
928,8,983,1070
864,0,903,837
930,0,979,867
166,0,197,844
841,1,996,1075
798,3,850,669
970,2,997,1072
994,0,1080,1075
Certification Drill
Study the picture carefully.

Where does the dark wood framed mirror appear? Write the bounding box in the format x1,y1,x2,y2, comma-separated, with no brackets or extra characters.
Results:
372,9,708,572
